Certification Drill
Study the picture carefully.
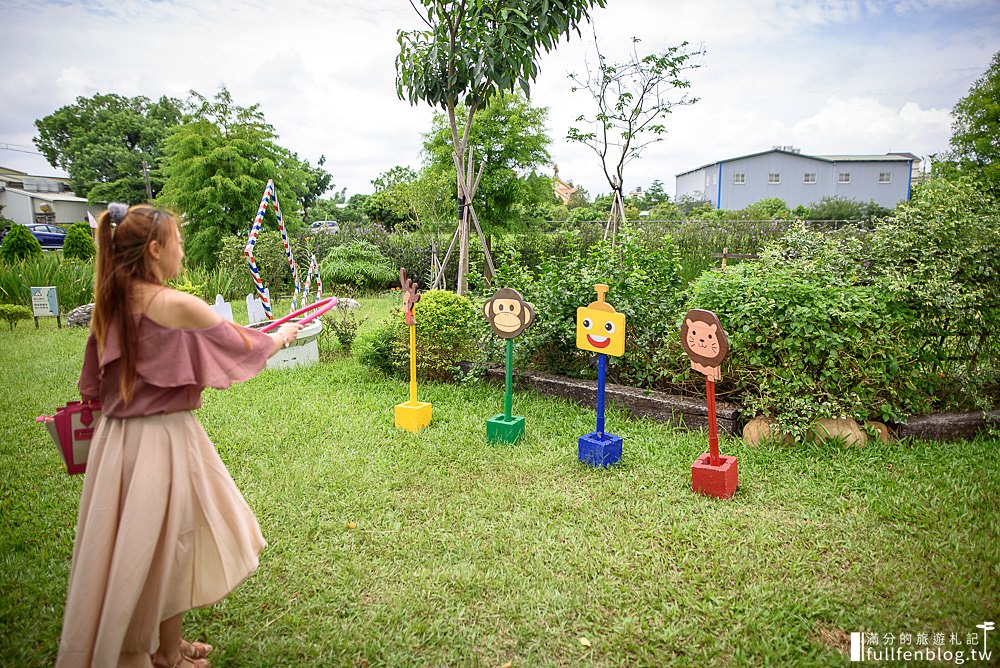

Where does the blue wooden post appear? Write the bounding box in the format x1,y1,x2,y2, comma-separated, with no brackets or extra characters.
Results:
596,353,606,437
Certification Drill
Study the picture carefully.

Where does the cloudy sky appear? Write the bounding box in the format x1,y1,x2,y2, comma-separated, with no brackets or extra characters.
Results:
1,0,998,200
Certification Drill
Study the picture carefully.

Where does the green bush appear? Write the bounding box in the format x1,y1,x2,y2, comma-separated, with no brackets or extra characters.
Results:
167,276,205,297
355,290,478,381
682,262,923,439
0,303,32,330
62,226,96,261
319,242,398,293
506,225,684,386
869,176,1000,385
319,305,366,355
414,290,478,380
0,224,43,262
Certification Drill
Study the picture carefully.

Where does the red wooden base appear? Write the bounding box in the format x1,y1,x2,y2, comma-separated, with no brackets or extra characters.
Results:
691,453,738,499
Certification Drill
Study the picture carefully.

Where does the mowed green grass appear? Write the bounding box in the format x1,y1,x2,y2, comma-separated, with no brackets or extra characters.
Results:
1,296,997,667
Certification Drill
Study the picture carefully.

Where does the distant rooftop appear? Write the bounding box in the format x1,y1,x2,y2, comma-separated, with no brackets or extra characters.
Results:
676,148,916,177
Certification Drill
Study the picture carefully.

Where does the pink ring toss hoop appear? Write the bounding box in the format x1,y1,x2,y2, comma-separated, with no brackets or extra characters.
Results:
260,297,339,332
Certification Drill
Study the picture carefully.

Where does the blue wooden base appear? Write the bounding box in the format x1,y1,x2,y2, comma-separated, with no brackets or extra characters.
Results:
486,414,525,444
578,431,623,468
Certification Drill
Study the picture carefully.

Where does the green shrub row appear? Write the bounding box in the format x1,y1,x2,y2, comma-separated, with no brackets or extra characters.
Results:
0,255,94,313
353,177,999,436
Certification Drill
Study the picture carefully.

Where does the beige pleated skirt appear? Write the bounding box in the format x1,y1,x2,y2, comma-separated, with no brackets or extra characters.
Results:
56,412,266,668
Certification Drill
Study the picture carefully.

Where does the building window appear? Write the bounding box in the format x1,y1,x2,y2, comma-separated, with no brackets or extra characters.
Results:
733,173,746,185
838,172,851,184
803,172,816,184
768,173,781,184
878,172,891,183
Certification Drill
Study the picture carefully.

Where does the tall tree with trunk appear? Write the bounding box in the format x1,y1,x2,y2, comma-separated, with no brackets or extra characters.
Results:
34,93,183,203
942,50,1000,196
567,34,702,244
396,0,605,295
422,91,552,230
158,88,330,267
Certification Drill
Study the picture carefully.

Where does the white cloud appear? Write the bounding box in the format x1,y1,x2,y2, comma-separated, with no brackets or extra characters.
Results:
0,0,996,199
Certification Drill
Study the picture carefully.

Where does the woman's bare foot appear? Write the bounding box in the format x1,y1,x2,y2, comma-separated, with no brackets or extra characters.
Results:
151,650,208,668
181,639,213,660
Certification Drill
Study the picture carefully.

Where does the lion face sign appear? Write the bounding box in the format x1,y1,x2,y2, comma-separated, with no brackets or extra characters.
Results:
680,309,729,381
686,320,720,358
484,288,535,339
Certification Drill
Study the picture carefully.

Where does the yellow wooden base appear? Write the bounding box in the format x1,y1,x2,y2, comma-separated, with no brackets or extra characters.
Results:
394,401,432,432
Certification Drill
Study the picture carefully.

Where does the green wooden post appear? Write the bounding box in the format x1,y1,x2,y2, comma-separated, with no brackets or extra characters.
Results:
504,338,513,421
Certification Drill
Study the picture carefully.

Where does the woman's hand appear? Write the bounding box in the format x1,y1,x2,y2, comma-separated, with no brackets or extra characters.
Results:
270,322,304,355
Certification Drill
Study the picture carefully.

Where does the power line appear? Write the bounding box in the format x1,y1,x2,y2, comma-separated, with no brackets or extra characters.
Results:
0,143,45,156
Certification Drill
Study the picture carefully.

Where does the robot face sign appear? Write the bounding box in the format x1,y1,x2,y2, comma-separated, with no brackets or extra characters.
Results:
576,306,626,357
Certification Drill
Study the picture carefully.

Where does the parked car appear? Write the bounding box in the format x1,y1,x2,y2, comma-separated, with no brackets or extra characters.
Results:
26,223,68,249
0,223,67,250
308,220,339,234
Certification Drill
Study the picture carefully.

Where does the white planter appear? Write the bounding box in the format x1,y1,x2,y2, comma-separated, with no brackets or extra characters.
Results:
249,318,323,370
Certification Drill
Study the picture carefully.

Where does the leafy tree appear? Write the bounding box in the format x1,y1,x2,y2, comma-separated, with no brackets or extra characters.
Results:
944,50,1000,195
363,191,418,232
361,166,419,231
648,201,681,220
34,93,183,203
0,224,43,262
567,35,702,238
639,179,670,207
566,184,591,209
290,154,334,221
372,165,418,192
306,189,348,223
422,91,552,228
396,0,605,294
158,88,331,267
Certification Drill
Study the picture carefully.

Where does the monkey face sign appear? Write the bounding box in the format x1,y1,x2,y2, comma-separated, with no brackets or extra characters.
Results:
483,288,535,339
680,309,729,381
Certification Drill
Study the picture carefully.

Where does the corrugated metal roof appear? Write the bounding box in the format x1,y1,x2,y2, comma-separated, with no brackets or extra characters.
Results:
1,187,88,203
814,154,913,162
676,148,913,177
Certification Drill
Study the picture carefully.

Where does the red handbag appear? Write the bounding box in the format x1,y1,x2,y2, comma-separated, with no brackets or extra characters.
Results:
36,400,101,475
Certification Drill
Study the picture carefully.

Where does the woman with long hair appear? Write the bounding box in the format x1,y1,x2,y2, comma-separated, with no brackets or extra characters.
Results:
57,203,302,668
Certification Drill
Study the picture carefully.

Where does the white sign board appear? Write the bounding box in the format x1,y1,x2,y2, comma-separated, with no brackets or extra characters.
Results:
31,286,59,317
246,290,269,325
211,294,234,322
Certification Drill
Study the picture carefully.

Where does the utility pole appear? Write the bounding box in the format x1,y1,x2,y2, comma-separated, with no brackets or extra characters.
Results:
142,160,153,201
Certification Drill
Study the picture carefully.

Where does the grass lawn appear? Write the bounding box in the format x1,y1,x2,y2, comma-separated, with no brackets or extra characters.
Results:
1,295,997,667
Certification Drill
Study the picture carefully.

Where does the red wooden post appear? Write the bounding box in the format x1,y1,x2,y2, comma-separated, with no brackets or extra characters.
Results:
706,377,720,465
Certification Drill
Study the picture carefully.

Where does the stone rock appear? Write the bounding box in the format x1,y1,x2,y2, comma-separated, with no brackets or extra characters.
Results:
337,298,361,310
865,420,892,443
742,415,795,446
811,417,868,447
67,303,94,328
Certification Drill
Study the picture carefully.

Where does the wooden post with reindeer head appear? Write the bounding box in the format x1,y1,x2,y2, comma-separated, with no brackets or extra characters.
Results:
394,268,432,432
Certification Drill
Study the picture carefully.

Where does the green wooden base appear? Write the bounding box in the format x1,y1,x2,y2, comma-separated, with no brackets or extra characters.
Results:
486,414,525,444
